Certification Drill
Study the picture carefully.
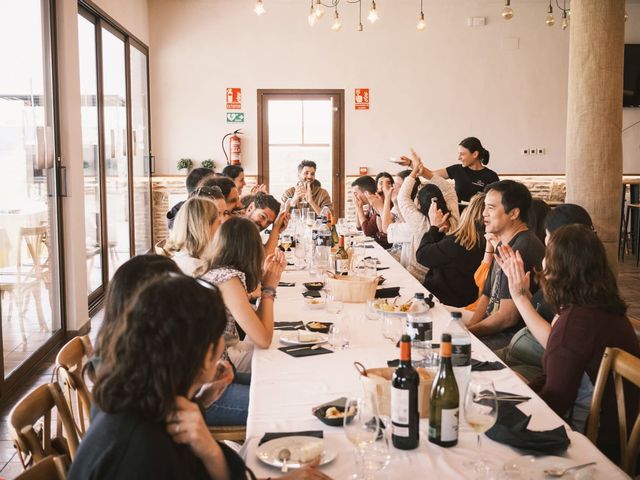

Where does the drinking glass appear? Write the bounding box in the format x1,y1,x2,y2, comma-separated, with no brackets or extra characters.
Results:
293,236,307,269
411,340,432,368
305,210,316,227
362,258,378,279
464,376,498,473
328,321,350,349
337,217,348,236
382,314,403,345
326,293,344,316
344,396,381,480
365,299,380,320
279,233,292,252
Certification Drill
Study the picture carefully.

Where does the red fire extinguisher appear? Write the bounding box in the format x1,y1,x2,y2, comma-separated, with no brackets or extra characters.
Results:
222,129,242,165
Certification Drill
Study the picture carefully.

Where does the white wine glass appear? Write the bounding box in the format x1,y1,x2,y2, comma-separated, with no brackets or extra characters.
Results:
463,376,498,474
279,233,292,252
344,396,380,480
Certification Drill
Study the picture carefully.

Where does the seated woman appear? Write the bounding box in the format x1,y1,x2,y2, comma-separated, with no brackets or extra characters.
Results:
196,217,286,426
392,150,459,281
165,196,221,276
500,224,639,463
70,274,244,479
415,193,485,307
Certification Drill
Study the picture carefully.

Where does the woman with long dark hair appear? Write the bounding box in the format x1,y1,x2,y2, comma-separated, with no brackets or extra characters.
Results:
498,225,639,463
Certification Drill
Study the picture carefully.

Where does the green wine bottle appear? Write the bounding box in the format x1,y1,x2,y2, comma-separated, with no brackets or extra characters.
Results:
428,333,459,447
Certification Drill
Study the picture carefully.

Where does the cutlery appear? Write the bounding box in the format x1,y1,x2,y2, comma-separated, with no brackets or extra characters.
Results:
278,448,291,473
543,461,596,477
286,344,322,353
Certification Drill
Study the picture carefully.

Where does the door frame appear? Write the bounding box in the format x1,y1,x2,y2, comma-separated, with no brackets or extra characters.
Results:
257,89,345,217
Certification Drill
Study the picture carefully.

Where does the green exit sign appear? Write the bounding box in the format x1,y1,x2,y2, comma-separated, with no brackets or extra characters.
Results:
226,112,245,123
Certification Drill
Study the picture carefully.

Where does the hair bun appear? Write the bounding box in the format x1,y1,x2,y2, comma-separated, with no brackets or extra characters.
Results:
482,148,490,165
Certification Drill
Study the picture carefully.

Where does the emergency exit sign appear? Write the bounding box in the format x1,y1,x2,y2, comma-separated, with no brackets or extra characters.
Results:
226,112,245,123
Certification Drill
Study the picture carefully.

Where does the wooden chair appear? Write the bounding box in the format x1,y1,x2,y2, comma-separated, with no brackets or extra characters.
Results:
54,335,94,438
14,455,68,480
207,425,246,443
9,383,80,470
586,347,640,475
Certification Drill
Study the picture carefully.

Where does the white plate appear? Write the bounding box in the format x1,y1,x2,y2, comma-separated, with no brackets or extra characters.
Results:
501,455,597,479
279,332,328,346
256,436,337,469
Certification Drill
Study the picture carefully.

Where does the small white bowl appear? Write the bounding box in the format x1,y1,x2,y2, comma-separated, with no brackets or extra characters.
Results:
305,298,326,310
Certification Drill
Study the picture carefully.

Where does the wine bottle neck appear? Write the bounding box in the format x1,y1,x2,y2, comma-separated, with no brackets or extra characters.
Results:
399,341,412,363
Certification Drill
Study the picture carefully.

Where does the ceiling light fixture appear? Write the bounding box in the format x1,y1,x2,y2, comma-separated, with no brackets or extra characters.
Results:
502,0,514,20
253,0,266,16
417,0,425,30
545,1,555,26
331,8,342,31
367,1,379,23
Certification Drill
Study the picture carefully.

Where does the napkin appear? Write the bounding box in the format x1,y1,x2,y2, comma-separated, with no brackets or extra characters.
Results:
376,266,390,271
485,403,570,455
278,345,333,358
375,287,401,298
302,290,322,298
259,430,324,446
471,358,506,371
274,321,305,331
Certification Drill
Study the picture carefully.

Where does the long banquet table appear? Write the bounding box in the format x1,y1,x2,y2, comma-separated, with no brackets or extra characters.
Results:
241,242,627,479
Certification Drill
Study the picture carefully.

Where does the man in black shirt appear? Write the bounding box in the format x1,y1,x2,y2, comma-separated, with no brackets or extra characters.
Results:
467,180,545,351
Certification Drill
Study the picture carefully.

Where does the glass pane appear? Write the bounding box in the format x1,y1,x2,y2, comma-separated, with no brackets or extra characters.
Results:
303,100,332,144
130,46,151,255
267,100,302,144
267,99,333,203
78,15,103,294
102,28,130,275
0,0,62,375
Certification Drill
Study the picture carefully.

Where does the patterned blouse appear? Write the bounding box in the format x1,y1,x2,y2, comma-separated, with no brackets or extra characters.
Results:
200,266,247,348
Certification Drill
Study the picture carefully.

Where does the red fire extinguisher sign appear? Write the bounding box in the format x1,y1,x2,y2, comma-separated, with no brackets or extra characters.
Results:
226,88,242,110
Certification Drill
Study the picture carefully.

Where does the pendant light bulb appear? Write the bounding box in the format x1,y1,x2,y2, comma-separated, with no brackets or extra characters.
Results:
561,11,569,30
417,12,426,31
367,1,379,23
545,4,555,26
357,22,363,32
314,0,325,19
331,10,342,31
253,0,266,16
502,0,514,20
308,7,317,26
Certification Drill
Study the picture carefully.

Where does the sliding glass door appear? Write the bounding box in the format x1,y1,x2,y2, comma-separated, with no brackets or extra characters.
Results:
78,5,152,305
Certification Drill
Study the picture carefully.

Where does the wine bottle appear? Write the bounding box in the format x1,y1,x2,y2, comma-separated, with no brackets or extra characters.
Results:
428,333,459,447
391,334,420,450
446,311,472,396
335,235,349,276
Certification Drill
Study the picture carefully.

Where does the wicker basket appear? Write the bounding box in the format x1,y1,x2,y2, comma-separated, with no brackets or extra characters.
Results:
355,362,434,418
326,275,377,303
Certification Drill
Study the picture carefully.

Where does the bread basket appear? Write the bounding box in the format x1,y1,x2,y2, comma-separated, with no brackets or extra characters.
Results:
325,275,377,303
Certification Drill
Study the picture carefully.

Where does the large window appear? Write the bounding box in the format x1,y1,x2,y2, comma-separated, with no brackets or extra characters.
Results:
78,5,152,305
0,0,64,385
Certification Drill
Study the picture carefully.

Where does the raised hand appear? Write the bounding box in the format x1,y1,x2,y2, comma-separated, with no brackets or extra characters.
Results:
263,250,287,288
352,191,364,209
365,191,384,212
495,245,532,300
428,201,450,231
196,360,234,408
166,396,218,461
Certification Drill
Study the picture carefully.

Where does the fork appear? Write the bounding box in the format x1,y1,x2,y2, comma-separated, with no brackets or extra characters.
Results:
286,344,322,353
543,461,596,477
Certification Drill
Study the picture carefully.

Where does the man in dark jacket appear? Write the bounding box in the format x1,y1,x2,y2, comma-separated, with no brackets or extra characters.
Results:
166,167,213,229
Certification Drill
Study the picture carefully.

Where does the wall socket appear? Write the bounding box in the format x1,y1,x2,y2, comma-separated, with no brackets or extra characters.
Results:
522,147,546,156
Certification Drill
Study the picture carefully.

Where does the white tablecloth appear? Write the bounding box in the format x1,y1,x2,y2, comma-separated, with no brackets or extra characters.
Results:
242,243,627,479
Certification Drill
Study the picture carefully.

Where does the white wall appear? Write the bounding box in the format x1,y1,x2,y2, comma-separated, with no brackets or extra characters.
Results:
148,0,640,176
92,0,150,45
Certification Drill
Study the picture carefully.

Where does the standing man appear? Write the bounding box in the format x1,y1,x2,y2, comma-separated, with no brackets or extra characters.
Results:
282,160,332,215
467,180,545,351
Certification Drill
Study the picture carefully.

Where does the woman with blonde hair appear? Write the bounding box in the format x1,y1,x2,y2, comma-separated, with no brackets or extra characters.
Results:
165,196,220,276
415,192,485,307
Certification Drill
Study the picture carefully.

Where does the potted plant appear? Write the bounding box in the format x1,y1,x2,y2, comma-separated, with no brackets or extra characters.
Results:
177,158,193,174
202,158,215,170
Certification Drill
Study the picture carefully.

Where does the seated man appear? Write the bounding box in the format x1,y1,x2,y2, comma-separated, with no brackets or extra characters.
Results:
282,160,332,215
199,175,243,215
466,180,545,351
245,192,280,231
351,175,391,249
166,167,213,229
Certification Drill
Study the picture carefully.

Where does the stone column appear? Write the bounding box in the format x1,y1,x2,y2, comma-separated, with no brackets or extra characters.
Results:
564,0,625,270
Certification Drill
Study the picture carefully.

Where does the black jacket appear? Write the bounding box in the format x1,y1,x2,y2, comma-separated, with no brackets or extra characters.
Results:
166,201,185,230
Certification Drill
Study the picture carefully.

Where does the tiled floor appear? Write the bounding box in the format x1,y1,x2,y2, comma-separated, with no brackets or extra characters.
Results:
0,259,638,477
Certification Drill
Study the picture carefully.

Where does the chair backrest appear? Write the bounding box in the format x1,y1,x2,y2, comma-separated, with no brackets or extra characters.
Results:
14,455,68,480
9,383,80,469
17,225,50,278
54,335,94,438
586,347,640,475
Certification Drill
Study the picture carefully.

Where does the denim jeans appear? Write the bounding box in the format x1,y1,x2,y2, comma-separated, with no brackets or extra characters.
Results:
204,376,251,426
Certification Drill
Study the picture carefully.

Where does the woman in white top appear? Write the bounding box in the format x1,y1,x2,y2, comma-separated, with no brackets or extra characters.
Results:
389,149,459,281
166,196,221,276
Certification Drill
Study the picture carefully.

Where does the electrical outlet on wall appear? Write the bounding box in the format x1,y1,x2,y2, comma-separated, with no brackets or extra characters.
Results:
537,148,545,155
529,147,537,155
523,148,530,155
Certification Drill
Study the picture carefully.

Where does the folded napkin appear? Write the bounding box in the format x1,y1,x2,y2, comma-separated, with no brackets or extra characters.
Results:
364,244,375,249
278,345,333,358
375,287,400,298
302,290,322,298
471,358,506,371
486,403,570,455
259,430,324,446
274,321,305,331
376,266,390,271
387,359,400,367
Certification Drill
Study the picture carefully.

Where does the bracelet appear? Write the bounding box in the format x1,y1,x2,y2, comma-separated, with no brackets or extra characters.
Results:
261,286,277,299
485,251,494,254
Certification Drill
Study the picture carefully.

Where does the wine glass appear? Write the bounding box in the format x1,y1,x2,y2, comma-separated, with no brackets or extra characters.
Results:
382,314,403,345
293,235,307,269
279,233,292,252
328,321,350,349
463,376,498,473
344,396,381,480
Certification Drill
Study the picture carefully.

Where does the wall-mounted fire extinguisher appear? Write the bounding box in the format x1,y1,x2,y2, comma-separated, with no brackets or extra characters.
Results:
222,129,242,165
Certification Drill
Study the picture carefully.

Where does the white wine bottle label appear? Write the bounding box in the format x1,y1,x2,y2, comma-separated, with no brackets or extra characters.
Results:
392,425,409,437
335,258,349,274
440,408,459,442
451,343,471,367
391,387,409,427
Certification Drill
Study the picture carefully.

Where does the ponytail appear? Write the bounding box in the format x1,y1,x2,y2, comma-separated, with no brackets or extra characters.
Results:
459,137,490,165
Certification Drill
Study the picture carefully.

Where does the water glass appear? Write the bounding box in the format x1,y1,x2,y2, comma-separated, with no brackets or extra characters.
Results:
365,299,380,320
326,294,344,315
362,258,378,278
411,340,432,368
328,321,350,349
305,209,316,226
382,314,403,344
464,376,498,473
